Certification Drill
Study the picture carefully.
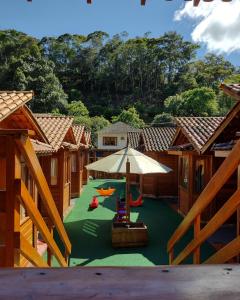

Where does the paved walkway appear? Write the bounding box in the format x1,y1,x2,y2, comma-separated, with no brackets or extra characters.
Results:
53,179,215,266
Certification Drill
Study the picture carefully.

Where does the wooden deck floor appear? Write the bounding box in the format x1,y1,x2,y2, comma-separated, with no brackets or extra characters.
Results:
1,265,240,299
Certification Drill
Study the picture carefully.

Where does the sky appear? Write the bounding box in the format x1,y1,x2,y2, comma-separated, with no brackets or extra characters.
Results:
0,0,239,66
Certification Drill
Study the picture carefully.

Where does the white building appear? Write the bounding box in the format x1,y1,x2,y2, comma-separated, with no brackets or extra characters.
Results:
97,122,141,150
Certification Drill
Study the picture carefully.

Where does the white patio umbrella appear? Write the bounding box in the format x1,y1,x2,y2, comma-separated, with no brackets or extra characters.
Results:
86,147,172,174
86,147,172,222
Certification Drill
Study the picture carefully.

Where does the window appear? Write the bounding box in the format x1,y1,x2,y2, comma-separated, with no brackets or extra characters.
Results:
103,136,117,146
180,156,189,189
71,153,77,173
65,156,71,184
51,158,58,186
195,159,205,193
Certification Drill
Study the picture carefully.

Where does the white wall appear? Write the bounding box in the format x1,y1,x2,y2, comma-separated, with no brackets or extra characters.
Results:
97,132,128,150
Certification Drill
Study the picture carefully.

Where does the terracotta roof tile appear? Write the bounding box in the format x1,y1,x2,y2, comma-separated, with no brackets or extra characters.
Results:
99,122,141,134
31,139,55,155
142,127,176,151
35,114,74,150
127,131,142,149
84,131,91,146
175,117,224,152
0,91,33,122
72,125,85,147
221,83,240,100
62,142,78,151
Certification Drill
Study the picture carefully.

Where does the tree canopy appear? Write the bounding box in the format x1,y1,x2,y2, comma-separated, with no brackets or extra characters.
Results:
0,29,238,128
112,107,145,128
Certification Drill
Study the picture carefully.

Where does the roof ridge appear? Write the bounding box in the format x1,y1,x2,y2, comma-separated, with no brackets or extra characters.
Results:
34,113,74,119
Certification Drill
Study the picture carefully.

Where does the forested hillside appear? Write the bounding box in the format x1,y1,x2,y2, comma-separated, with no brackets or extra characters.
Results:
0,29,239,131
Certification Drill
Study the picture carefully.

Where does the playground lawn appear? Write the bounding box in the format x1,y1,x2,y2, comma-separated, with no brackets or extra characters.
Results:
53,179,215,267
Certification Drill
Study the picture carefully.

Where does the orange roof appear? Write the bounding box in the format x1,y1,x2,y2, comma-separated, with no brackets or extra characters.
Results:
84,131,91,146
72,125,85,147
0,91,33,122
143,127,176,152
31,139,55,155
174,117,224,153
35,114,74,150
220,83,240,101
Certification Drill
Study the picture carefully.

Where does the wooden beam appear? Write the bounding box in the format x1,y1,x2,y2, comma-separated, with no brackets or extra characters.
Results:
20,233,49,268
15,136,71,256
0,129,35,137
172,188,240,265
0,266,240,299
204,236,240,264
17,179,68,267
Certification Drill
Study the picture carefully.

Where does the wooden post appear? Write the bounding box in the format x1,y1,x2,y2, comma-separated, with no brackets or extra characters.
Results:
193,214,201,264
5,136,21,267
46,218,53,267
140,174,143,195
126,160,131,222
237,165,240,263
169,248,174,265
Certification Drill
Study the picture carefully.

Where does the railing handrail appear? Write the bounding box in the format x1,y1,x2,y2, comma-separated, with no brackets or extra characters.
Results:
19,233,49,268
17,179,68,267
167,138,240,254
172,188,240,264
15,135,71,255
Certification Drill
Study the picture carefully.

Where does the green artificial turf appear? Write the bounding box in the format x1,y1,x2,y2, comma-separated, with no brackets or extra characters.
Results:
53,179,215,267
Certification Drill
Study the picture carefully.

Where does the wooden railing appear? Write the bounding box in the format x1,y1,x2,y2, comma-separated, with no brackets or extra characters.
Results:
167,138,240,265
14,134,71,266
16,180,68,267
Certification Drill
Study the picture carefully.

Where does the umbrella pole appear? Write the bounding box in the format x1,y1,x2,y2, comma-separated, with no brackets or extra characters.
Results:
126,159,130,222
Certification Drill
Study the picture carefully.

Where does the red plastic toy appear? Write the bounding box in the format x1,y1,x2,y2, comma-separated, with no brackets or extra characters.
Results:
130,194,143,207
89,196,99,209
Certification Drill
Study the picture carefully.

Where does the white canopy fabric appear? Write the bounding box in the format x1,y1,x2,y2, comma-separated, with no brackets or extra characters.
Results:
86,147,172,174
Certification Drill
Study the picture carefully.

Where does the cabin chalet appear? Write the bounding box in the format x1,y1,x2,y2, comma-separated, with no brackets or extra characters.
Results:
34,114,87,219
167,83,240,266
168,117,224,219
128,127,178,198
0,91,71,267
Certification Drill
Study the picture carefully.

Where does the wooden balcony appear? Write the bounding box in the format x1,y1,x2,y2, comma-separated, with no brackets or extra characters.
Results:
0,265,239,299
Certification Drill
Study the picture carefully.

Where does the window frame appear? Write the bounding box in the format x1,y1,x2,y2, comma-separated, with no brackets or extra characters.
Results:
103,136,117,146
50,157,58,186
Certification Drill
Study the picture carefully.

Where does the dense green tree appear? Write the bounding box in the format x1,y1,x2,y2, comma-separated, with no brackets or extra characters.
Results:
151,113,174,126
0,29,237,121
191,54,235,93
0,30,67,113
90,116,110,145
165,87,218,117
66,100,89,117
112,107,145,128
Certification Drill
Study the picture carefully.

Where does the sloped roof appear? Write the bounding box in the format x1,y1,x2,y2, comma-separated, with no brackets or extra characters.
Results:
72,125,85,147
0,91,33,122
84,131,91,146
35,114,74,150
220,83,240,101
31,139,55,155
174,117,224,153
202,101,240,153
143,127,176,152
127,131,142,149
98,121,141,134
62,142,78,151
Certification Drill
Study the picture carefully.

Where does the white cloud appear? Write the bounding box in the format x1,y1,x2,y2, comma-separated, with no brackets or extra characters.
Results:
174,0,240,54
